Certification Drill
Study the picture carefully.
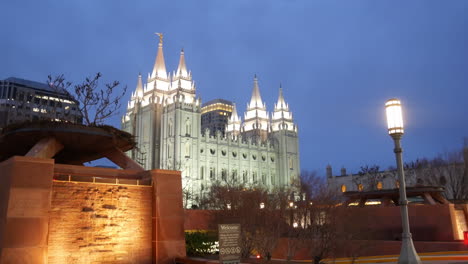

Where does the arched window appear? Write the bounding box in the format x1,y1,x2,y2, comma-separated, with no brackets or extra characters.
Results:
185,120,191,136
167,144,172,158
221,169,227,181
252,172,257,183
271,175,275,185
185,142,191,157
289,158,293,169
439,176,447,186
200,166,204,180
358,184,364,191
262,173,266,184
395,180,400,188
210,168,215,179
243,171,248,183
168,121,173,136
232,170,237,182
376,182,383,190
341,184,347,193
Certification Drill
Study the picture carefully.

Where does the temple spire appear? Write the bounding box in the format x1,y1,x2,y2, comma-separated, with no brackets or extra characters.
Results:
135,73,144,99
176,48,188,78
271,84,295,132
227,103,241,137
249,75,264,108
275,84,288,110
230,103,240,122
243,75,268,141
151,33,167,79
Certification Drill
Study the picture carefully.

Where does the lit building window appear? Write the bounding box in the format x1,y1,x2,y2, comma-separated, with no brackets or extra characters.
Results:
358,184,364,191
376,181,383,190
341,184,347,193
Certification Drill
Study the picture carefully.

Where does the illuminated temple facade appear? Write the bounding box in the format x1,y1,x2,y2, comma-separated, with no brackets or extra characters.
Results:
121,37,300,204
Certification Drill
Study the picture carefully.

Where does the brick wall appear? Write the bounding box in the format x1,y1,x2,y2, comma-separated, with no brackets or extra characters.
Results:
48,181,153,264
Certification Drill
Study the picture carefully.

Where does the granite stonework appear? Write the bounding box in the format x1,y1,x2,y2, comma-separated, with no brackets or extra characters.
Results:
48,181,153,263
151,170,186,264
0,156,186,264
0,156,53,264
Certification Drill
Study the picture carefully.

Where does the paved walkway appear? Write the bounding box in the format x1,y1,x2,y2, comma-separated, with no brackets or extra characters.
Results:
319,251,468,264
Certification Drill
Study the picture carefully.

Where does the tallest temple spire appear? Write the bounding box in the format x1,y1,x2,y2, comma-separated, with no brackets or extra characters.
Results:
249,75,264,109
242,75,269,141
151,33,167,79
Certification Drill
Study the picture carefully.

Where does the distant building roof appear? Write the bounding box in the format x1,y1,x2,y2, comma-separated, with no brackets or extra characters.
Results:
2,77,68,95
202,98,233,108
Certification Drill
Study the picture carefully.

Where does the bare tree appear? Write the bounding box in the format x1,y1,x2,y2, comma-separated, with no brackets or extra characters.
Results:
252,190,288,262
406,151,467,201
298,171,341,263
201,183,292,262
48,73,127,126
355,165,382,191
201,171,378,264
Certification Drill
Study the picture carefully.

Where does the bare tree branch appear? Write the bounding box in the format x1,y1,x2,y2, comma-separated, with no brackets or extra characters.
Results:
48,73,127,126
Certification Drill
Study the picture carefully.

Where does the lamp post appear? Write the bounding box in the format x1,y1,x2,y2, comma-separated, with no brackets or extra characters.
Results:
385,99,422,264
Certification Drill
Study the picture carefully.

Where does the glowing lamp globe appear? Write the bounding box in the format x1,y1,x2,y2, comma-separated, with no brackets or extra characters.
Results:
385,99,404,135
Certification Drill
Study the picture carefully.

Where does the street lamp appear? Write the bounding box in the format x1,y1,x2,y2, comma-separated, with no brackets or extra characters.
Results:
385,99,422,264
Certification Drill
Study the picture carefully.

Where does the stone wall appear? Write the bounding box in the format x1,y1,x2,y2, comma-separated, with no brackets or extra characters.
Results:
334,204,461,241
0,156,54,263
48,181,153,264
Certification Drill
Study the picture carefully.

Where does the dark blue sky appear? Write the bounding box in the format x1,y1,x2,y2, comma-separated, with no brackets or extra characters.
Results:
2,0,467,175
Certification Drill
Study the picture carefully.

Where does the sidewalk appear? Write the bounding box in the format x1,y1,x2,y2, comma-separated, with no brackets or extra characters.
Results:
320,251,468,264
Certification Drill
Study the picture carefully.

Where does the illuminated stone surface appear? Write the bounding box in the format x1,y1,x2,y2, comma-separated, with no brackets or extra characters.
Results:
47,182,153,264
0,156,186,264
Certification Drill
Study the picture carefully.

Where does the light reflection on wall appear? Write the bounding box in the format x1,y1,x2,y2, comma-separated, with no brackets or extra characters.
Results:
47,181,153,263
